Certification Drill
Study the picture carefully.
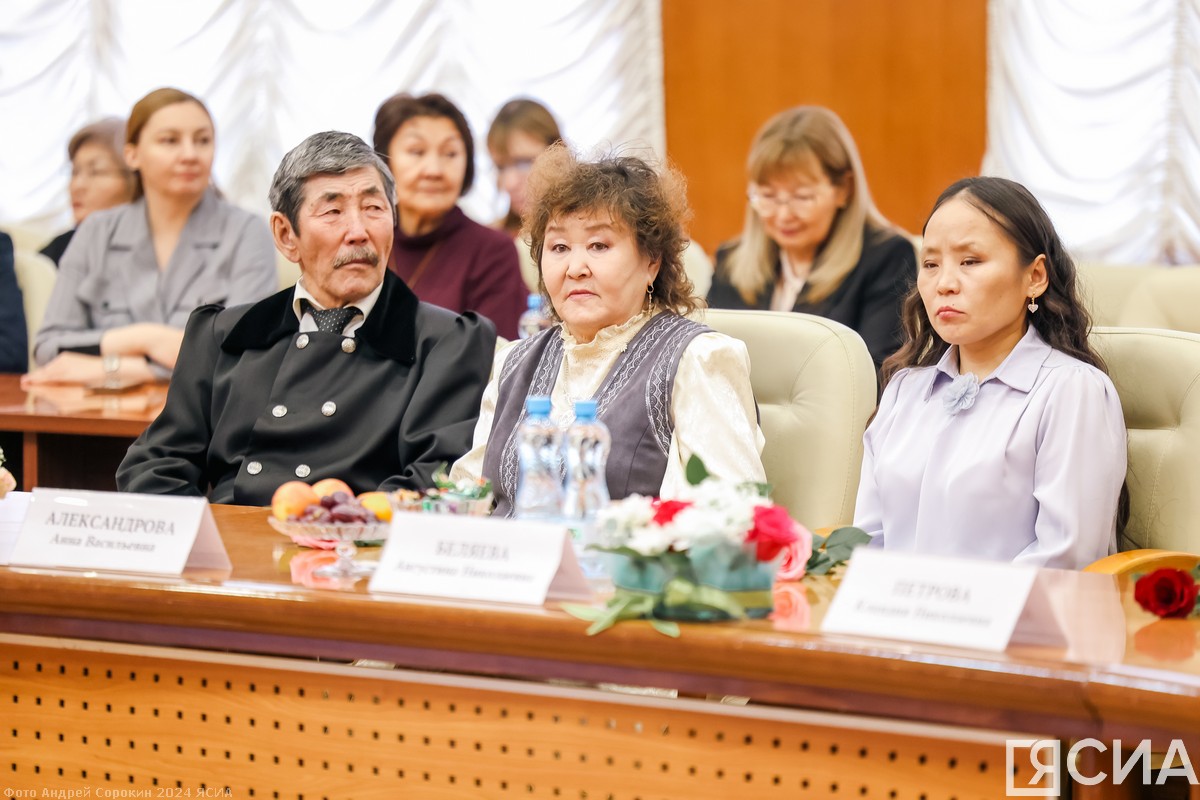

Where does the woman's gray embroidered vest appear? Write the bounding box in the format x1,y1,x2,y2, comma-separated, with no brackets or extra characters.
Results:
483,312,710,517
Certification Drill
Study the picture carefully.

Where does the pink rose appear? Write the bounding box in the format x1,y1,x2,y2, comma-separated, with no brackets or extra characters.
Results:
288,549,343,589
775,523,814,581
0,467,14,499
746,504,799,561
651,498,692,526
770,583,811,632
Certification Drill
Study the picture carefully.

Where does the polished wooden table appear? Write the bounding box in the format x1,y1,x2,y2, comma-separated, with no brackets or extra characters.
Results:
1,503,1198,798
0,374,166,490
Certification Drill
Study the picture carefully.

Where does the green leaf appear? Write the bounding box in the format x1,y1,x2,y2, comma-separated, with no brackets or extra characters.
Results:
648,619,681,637
562,603,606,622
685,454,710,486
825,526,872,549
583,594,655,636
806,552,835,576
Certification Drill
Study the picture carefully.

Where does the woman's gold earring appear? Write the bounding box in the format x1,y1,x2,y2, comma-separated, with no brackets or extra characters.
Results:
1027,294,1039,313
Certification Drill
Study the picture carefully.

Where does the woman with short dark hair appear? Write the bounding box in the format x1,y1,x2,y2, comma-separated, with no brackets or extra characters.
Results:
372,92,526,339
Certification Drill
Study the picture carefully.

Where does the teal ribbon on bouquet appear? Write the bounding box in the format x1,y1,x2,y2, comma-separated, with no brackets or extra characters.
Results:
563,544,778,636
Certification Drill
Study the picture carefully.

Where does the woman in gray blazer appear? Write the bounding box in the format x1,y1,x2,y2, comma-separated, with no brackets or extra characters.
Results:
25,87,276,386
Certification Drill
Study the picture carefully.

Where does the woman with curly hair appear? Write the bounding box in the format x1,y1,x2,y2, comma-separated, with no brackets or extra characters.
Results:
452,146,765,515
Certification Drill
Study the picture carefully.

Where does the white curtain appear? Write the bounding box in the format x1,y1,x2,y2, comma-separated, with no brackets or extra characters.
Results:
0,0,665,250
985,0,1200,264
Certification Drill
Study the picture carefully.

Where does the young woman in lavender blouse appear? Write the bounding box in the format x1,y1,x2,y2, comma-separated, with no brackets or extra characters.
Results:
853,177,1128,569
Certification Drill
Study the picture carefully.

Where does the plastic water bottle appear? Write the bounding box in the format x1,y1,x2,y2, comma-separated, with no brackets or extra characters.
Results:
562,398,611,582
517,294,549,339
513,396,564,519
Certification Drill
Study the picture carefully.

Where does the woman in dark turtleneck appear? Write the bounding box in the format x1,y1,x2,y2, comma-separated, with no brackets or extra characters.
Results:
373,92,526,339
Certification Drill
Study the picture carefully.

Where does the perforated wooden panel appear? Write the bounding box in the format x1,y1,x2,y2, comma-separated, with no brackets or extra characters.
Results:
2,638,1021,799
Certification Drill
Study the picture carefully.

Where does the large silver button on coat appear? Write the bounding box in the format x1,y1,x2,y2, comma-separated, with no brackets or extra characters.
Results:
321,401,337,417
296,334,310,349
341,338,356,353
246,461,262,475
295,464,311,478
272,405,288,418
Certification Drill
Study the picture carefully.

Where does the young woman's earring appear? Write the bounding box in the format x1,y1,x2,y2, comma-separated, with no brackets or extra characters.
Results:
1027,294,1039,313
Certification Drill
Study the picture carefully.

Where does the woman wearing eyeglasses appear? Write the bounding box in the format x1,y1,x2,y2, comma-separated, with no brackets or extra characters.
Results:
487,98,563,239
40,118,137,266
706,106,915,369
26,88,277,387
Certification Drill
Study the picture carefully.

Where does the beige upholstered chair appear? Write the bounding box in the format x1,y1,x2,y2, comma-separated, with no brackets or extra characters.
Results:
13,249,57,364
1092,327,1200,552
681,240,714,300
701,309,877,530
1076,262,1159,327
1116,266,1200,333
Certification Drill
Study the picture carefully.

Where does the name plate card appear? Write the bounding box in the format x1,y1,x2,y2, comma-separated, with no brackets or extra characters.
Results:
0,491,33,565
820,548,1039,651
369,511,592,605
7,488,230,575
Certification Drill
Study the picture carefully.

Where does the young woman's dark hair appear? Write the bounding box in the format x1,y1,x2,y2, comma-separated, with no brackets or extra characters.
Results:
882,176,1104,386
882,175,1128,532
372,92,475,195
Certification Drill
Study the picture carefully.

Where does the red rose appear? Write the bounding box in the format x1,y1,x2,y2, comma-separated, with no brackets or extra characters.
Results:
1134,568,1199,619
651,498,692,525
746,504,799,562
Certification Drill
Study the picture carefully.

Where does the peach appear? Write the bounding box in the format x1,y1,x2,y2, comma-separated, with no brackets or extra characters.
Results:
271,481,319,521
311,478,353,499
357,491,392,523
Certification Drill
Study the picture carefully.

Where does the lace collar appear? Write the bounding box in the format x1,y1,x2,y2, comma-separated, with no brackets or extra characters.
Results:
559,308,654,354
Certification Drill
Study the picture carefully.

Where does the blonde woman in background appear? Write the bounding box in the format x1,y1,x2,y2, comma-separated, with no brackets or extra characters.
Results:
706,106,915,368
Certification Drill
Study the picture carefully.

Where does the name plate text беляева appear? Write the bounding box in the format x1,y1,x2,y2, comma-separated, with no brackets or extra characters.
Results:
7,488,230,575
369,511,591,604
820,548,1039,651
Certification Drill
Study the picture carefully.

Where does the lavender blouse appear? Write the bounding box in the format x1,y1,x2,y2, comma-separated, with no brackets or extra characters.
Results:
854,326,1127,569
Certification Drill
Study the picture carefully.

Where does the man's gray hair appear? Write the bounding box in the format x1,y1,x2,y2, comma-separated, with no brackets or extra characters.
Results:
269,131,397,230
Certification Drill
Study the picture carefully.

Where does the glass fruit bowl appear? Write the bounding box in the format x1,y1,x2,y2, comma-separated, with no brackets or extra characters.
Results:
267,516,390,582
267,517,390,547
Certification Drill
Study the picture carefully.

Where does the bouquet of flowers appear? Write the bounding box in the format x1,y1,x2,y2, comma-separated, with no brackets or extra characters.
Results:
564,457,868,636
0,447,14,500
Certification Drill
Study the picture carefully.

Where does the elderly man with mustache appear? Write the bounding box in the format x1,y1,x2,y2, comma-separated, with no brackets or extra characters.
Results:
118,131,495,504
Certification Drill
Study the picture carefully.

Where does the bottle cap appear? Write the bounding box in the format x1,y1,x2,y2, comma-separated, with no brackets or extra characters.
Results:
526,294,543,310
573,398,598,419
525,396,551,416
